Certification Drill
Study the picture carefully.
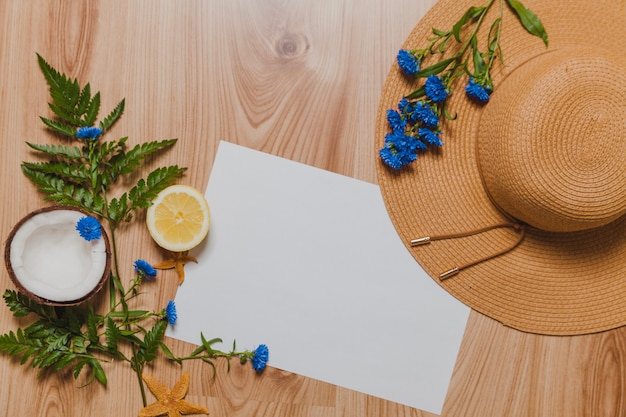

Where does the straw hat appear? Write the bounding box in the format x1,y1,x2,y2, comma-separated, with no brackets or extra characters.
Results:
376,0,626,335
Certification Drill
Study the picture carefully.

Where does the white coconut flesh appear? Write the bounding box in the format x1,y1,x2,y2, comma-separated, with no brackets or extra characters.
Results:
9,210,107,302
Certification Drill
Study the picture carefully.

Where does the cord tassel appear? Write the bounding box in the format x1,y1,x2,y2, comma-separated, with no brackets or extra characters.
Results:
410,223,526,280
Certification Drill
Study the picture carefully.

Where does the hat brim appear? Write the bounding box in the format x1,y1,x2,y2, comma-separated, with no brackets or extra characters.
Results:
376,0,626,335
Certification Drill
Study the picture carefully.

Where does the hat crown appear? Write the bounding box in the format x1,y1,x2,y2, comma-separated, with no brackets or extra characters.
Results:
478,47,626,232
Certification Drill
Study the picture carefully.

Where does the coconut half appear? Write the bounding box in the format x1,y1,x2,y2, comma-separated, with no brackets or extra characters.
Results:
4,206,111,305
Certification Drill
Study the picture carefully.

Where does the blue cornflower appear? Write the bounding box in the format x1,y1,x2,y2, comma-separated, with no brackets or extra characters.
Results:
397,98,412,113
424,75,449,103
251,344,269,372
386,108,406,134
165,300,177,325
465,77,492,103
76,126,103,140
412,102,439,127
379,147,404,169
379,132,425,169
75,216,102,241
418,128,443,147
396,49,420,76
134,259,157,279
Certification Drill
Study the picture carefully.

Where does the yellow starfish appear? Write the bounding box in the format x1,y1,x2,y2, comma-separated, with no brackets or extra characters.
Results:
153,251,198,285
138,371,208,417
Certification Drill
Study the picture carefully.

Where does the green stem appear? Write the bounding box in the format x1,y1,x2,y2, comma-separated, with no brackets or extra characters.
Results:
133,356,148,407
101,189,148,407
458,0,495,56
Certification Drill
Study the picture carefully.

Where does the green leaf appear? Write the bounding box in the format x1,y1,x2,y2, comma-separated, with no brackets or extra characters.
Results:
128,165,187,211
3,289,55,319
37,53,99,132
73,358,88,380
39,116,76,138
48,103,82,126
413,56,457,78
99,98,125,132
452,6,486,42
26,142,85,160
506,0,548,46
199,333,223,356
21,166,105,215
107,193,130,224
76,83,92,117
431,27,450,37
159,342,182,365
444,106,458,121
89,358,108,385
108,310,150,319
405,85,426,100
82,91,101,127
37,54,81,114
137,320,167,363
21,161,91,184
104,138,177,186
86,311,100,345
104,316,121,353
471,36,487,75
53,352,77,371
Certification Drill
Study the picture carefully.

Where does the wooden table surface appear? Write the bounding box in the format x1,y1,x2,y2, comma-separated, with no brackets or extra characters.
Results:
0,1,624,416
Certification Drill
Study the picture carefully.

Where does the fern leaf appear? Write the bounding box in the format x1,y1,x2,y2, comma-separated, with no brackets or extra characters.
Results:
37,54,81,117
105,138,177,185
21,167,105,215
147,165,187,192
21,161,90,184
53,351,78,371
104,316,121,354
85,311,101,345
127,138,178,168
26,142,85,160
76,82,92,116
3,289,54,319
106,193,129,224
137,320,167,364
37,54,79,108
39,116,77,138
48,102,82,126
83,91,101,126
73,357,88,379
99,98,125,132
128,165,186,210
0,329,42,358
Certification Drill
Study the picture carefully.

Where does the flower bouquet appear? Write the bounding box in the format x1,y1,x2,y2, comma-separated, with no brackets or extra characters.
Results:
0,54,268,416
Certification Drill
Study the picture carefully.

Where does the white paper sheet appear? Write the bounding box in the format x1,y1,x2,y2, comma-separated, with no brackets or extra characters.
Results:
167,141,470,414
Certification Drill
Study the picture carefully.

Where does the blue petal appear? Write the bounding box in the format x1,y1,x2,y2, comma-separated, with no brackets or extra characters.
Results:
424,75,449,103
76,126,103,140
76,216,102,241
165,300,177,325
251,344,269,371
396,49,420,75
134,259,157,279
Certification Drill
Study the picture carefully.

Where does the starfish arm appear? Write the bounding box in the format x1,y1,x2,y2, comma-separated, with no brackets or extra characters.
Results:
175,261,186,285
142,373,171,401
183,254,198,264
138,401,170,417
153,259,178,270
176,400,209,415
170,371,190,399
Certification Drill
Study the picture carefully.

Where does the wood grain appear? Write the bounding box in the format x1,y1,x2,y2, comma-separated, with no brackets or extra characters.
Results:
0,0,624,416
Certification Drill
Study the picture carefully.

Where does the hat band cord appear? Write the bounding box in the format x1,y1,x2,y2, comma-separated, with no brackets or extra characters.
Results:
410,223,526,280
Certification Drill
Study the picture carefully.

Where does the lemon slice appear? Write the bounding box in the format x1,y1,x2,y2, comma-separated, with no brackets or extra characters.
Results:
146,185,210,252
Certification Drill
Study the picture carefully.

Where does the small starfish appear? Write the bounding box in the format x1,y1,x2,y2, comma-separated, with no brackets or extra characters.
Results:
153,251,198,285
138,371,208,417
